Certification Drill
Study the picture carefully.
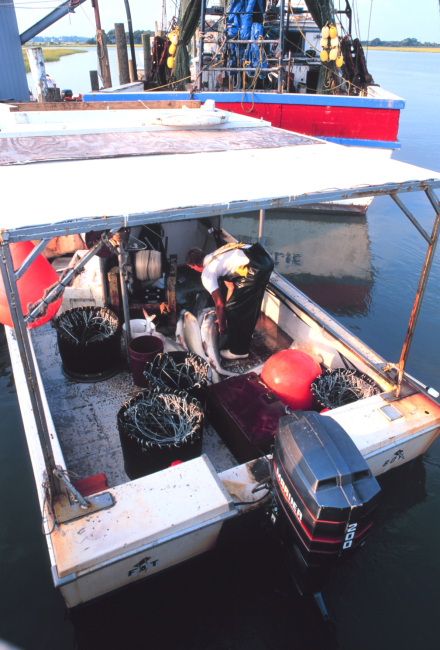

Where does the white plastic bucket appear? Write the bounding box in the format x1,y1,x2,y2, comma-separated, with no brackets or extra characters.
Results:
122,319,156,339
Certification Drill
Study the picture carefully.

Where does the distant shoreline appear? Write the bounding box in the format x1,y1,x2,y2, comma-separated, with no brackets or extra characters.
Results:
22,48,87,73
365,46,440,53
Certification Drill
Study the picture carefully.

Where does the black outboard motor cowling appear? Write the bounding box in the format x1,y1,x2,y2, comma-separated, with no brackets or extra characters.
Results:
271,411,380,595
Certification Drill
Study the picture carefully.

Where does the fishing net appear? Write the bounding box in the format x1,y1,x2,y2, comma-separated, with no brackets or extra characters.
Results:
144,351,210,393
311,368,381,410
174,0,202,89
118,390,203,449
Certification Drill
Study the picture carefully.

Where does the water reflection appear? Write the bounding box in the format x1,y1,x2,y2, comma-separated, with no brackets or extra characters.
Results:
223,210,374,316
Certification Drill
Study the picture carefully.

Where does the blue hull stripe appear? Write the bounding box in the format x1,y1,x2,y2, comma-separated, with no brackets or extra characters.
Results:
319,136,401,149
83,90,405,111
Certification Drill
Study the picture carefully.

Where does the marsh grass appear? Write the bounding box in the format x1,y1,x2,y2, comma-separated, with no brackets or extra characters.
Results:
22,48,87,73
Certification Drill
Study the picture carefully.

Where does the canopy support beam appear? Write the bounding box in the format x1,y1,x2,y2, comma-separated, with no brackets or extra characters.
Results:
391,194,433,244
394,190,440,396
15,239,52,281
20,0,88,45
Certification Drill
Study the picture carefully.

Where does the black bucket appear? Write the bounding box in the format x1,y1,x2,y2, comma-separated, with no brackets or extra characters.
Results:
117,390,204,480
143,351,210,412
55,306,121,381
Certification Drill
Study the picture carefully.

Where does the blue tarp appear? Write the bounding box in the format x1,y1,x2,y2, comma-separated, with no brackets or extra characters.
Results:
226,0,266,75
245,22,268,77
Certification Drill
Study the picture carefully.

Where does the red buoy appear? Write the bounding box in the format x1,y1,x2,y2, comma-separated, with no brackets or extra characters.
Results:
0,242,62,329
261,349,322,410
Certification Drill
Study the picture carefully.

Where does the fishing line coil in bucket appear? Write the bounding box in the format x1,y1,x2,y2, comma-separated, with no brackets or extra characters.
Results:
117,389,204,479
55,306,121,381
143,351,210,409
311,368,381,410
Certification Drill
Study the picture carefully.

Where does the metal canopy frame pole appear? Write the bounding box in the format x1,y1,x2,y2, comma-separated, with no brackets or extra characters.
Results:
278,0,286,93
198,0,207,91
116,234,132,364
124,0,138,81
259,209,265,244
0,238,61,498
5,181,440,245
393,191,440,396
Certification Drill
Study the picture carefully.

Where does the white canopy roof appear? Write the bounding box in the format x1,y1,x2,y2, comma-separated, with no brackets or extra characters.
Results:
0,108,439,242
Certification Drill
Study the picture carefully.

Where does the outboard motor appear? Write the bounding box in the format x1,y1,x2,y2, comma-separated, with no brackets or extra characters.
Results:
271,410,381,596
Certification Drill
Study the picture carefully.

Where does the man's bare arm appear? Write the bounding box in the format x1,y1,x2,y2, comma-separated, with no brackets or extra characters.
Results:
212,288,227,333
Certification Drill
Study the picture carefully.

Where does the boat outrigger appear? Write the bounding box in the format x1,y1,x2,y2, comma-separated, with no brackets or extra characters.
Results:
0,101,439,609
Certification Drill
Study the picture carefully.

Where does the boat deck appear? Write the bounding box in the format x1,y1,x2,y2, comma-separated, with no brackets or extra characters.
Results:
31,311,292,488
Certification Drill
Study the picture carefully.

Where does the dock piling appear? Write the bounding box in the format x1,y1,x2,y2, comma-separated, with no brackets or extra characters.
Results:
142,33,151,79
115,23,130,86
26,47,48,103
90,70,100,91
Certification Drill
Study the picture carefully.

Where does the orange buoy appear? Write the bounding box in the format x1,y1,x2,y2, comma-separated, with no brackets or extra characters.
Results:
0,242,62,328
261,349,322,410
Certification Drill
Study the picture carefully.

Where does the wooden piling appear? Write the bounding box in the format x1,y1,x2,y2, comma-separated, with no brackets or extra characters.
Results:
142,33,151,78
97,29,112,88
47,88,61,102
90,70,100,91
26,47,49,103
115,23,130,85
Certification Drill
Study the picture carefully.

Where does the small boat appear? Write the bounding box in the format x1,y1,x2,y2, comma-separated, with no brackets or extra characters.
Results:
0,101,439,610
84,0,404,216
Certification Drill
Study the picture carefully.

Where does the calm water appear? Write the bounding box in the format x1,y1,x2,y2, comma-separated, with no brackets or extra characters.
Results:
26,46,142,97
3,51,439,650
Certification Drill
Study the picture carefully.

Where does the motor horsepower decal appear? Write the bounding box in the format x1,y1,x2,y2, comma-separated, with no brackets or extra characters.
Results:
275,463,303,522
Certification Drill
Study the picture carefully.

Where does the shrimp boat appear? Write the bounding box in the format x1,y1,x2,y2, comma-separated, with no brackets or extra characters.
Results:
1,101,439,609
83,0,404,216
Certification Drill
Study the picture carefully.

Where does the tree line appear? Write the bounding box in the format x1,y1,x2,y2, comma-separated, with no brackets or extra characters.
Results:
361,37,440,48
85,29,154,45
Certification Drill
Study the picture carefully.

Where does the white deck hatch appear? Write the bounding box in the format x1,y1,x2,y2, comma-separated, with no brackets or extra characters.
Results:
52,454,234,578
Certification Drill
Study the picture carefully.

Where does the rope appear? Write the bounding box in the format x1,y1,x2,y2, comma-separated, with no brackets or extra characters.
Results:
366,0,373,61
144,74,192,92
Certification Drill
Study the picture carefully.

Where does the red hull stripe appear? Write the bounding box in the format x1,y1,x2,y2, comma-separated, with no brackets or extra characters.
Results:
217,102,401,143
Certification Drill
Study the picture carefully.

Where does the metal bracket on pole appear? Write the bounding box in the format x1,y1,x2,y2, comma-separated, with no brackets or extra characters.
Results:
52,468,115,524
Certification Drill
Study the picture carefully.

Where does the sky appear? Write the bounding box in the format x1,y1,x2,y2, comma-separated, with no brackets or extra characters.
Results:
12,1,440,43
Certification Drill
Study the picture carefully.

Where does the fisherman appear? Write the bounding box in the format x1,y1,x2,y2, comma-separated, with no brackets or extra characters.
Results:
186,242,274,360
46,74,55,88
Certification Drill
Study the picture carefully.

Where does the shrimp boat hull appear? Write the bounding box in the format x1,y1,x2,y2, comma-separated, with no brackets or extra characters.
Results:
83,1,404,216
1,103,439,608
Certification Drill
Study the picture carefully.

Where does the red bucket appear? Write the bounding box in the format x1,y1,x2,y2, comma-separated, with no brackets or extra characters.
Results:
129,335,164,387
